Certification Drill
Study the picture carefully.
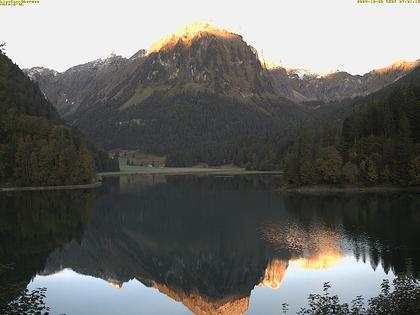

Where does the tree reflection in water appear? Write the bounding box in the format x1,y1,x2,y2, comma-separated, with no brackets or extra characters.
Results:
0,175,419,314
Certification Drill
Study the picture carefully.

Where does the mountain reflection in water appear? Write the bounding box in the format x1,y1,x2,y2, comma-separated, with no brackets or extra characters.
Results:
1,174,419,315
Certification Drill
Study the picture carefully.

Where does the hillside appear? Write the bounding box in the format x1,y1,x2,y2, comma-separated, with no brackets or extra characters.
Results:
0,50,118,187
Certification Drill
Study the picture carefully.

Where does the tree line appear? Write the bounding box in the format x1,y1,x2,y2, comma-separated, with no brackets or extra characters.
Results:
284,81,420,187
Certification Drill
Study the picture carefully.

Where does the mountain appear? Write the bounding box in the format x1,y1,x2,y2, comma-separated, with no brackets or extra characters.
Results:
27,40,419,115
133,23,275,98
26,25,278,118
25,53,129,117
26,24,303,158
0,50,118,187
268,60,420,103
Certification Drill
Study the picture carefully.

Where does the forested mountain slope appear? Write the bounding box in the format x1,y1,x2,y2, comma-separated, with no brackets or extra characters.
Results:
0,50,118,187
284,64,420,186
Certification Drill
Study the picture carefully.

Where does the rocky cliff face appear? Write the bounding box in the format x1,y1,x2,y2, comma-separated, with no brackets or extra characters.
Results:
135,24,274,97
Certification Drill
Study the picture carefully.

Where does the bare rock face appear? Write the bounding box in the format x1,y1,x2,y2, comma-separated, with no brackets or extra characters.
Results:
137,24,274,97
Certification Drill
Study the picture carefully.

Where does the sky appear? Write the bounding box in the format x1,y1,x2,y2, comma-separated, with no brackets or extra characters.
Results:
1,0,419,74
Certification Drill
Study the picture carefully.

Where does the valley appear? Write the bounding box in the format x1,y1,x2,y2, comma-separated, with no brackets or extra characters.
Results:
21,23,420,188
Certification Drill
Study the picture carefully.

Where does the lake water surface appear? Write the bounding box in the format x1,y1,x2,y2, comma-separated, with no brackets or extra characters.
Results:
1,174,419,314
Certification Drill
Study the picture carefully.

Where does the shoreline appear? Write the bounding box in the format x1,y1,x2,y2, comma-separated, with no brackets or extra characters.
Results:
0,181,102,192
278,185,420,194
0,169,281,192
98,167,283,177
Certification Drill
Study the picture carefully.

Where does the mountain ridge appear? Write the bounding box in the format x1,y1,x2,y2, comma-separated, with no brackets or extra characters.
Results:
25,22,420,108
24,22,420,115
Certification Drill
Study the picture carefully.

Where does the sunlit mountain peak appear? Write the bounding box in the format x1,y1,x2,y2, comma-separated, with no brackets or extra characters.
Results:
371,59,420,74
148,22,238,54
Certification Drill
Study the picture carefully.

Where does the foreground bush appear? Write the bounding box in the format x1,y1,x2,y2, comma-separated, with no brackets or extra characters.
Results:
282,276,420,315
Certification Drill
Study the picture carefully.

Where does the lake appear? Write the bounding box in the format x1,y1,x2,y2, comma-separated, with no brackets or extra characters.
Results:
1,174,419,314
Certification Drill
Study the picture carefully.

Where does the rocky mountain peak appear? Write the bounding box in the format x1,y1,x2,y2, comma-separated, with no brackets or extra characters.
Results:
130,23,274,99
147,23,239,55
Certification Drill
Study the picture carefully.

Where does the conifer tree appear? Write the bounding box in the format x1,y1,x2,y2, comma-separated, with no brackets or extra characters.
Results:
392,115,411,185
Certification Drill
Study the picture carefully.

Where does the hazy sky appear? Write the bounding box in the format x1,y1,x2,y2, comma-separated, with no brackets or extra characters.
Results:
1,0,419,74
